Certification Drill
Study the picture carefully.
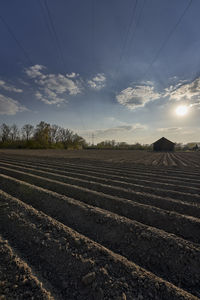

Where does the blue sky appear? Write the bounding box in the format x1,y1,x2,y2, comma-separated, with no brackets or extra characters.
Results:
0,0,200,144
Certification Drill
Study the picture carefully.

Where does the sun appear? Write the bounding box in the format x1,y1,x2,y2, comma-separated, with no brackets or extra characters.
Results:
175,105,188,116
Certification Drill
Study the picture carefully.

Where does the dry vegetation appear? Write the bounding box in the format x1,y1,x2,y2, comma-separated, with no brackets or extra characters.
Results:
0,150,200,299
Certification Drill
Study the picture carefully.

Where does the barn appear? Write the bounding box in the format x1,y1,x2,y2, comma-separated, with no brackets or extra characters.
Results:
153,137,175,152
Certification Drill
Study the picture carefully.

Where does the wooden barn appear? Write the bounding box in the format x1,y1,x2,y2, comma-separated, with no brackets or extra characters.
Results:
153,137,175,152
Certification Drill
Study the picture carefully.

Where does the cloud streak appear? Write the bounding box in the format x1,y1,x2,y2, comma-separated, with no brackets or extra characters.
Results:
95,123,146,136
0,80,23,93
157,127,182,132
81,123,146,140
165,77,200,108
0,94,27,115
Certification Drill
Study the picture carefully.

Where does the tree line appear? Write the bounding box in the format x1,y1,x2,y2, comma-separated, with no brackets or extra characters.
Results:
94,140,152,150
1,123,198,151
0,122,87,149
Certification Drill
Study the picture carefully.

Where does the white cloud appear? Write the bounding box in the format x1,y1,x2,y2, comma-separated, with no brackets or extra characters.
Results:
25,66,108,105
66,72,79,78
0,80,23,93
88,73,106,90
25,64,45,78
37,74,81,95
0,94,27,115
116,82,161,110
94,123,146,137
25,65,82,105
165,77,200,108
93,73,106,82
157,127,182,132
35,90,65,105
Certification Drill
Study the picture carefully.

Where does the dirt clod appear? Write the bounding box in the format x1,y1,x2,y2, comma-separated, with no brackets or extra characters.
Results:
82,272,96,285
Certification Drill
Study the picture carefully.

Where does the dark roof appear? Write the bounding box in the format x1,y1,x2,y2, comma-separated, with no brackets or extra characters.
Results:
153,137,175,145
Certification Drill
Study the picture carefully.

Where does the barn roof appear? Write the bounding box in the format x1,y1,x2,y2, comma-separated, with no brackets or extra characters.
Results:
153,137,175,145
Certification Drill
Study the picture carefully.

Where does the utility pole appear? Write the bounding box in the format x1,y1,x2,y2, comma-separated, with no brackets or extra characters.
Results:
92,133,94,146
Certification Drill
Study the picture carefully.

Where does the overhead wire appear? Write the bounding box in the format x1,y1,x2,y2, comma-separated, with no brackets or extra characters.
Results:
145,0,193,92
112,0,193,125
120,0,193,92
91,0,95,69
43,0,67,71
144,0,193,77
115,0,138,76
128,0,146,54
0,14,33,65
42,0,87,131
37,0,62,69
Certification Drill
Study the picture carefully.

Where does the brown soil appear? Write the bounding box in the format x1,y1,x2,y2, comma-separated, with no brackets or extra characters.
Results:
0,235,54,300
0,151,200,299
0,149,200,167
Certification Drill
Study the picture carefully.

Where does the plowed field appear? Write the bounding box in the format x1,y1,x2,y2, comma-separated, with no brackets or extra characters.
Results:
0,151,200,299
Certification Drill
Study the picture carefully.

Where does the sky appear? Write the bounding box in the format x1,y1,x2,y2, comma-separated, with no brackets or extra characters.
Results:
0,0,200,144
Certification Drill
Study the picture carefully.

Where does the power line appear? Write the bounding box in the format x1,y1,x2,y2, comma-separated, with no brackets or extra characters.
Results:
145,0,193,75
140,0,193,92
0,14,33,65
91,0,95,68
129,0,146,53
43,0,67,71
42,0,86,131
37,0,62,69
115,0,138,75
113,0,193,115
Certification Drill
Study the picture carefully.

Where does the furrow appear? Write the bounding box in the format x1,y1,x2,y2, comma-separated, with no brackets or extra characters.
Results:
0,164,199,220
96,154,200,176
1,159,200,203
0,172,200,246
172,153,193,167
166,153,177,167
169,153,185,168
175,153,200,167
2,154,200,185
21,157,200,185
172,154,189,167
2,151,200,175
0,189,200,298
60,161,200,183
3,154,200,179
0,235,55,300
1,157,200,195
162,153,169,166
1,191,198,300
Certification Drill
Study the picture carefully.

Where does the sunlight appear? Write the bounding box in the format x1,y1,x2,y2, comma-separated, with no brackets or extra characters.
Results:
175,105,188,116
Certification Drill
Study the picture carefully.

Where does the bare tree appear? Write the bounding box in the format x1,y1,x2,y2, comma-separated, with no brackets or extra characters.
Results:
0,122,86,149
10,124,19,141
22,124,34,141
49,124,59,143
34,121,50,145
57,128,73,143
0,123,11,142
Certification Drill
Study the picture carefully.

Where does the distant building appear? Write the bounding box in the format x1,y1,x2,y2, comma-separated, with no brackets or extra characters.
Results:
153,137,175,152
192,144,199,151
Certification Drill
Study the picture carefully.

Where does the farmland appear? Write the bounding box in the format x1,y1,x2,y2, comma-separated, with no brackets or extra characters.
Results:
0,150,200,299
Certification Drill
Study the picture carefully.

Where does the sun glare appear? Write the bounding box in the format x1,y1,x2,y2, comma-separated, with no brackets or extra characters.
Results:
175,105,188,116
